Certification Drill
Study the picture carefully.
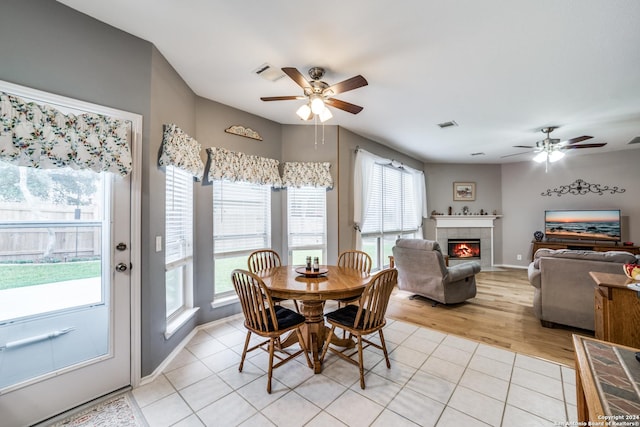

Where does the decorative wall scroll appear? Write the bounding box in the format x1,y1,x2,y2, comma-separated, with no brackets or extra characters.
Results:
224,125,262,141
541,179,626,197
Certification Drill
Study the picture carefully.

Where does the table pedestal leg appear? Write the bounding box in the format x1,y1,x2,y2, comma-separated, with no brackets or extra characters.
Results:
299,300,327,373
278,300,357,373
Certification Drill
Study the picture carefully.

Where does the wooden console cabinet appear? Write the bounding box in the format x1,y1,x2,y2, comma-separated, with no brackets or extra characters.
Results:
531,240,639,261
591,272,640,349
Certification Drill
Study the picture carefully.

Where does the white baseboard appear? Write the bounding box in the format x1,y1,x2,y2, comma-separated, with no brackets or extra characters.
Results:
493,263,529,270
138,313,243,386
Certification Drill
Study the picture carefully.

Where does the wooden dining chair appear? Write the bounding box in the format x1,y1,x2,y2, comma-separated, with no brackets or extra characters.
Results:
335,250,372,307
248,249,299,312
232,269,312,393
320,268,398,389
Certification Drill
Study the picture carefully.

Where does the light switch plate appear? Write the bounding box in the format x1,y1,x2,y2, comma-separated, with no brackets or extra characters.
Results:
155,236,162,252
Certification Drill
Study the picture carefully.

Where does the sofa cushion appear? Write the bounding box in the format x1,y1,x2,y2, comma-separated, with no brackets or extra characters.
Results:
532,248,637,269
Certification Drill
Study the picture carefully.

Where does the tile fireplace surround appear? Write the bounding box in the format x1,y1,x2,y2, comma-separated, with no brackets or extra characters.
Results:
431,215,501,268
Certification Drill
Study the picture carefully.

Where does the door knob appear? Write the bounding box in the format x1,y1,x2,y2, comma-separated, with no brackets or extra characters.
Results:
115,263,128,272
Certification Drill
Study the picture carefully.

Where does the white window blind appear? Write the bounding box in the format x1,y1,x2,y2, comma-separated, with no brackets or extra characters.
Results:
361,164,420,269
165,165,193,318
287,186,326,264
213,181,271,296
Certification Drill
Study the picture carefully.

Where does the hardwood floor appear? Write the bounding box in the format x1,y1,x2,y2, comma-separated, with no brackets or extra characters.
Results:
386,267,594,367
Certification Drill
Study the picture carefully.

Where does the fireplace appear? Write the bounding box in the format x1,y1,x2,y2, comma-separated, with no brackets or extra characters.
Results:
448,239,481,259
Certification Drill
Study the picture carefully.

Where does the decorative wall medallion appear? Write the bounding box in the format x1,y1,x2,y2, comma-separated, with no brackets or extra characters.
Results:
541,179,626,197
225,125,263,141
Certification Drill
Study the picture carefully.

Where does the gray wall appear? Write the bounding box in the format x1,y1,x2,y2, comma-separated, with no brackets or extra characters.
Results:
501,149,640,267
145,48,197,374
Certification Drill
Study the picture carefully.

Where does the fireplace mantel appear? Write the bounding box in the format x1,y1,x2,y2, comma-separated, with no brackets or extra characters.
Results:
431,215,501,228
431,215,502,267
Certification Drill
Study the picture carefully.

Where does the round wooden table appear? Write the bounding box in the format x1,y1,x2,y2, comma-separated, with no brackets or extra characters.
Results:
256,265,370,373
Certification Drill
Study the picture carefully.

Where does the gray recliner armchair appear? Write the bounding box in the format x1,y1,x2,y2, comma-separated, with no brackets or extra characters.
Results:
392,239,481,305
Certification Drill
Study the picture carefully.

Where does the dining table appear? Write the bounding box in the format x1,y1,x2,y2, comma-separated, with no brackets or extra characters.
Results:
256,264,371,373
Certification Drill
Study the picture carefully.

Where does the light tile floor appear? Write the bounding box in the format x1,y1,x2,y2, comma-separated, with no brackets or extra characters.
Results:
133,310,577,427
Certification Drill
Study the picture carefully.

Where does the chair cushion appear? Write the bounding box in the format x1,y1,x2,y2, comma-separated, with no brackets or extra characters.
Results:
325,305,369,330
271,305,305,331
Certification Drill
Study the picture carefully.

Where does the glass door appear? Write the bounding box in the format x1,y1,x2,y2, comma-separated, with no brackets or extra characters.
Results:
0,81,136,426
0,162,132,426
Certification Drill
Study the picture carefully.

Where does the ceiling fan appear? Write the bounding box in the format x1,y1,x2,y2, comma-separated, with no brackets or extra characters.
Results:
260,67,368,121
502,126,607,171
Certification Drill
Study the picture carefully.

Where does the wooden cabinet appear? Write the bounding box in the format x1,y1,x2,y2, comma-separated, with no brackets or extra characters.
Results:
591,272,640,349
573,335,640,426
531,240,640,261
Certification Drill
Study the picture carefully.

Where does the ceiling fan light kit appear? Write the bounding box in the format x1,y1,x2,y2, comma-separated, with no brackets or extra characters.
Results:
296,104,312,121
261,66,368,121
502,126,607,171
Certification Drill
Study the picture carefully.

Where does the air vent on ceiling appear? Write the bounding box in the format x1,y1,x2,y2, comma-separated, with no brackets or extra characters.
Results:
253,63,285,82
628,136,640,145
437,120,458,129
470,152,485,156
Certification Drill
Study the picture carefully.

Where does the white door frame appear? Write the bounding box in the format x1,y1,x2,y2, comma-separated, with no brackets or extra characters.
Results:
0,79,143,389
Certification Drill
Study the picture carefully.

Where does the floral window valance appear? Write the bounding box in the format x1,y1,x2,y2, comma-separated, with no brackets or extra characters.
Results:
282,161,333,189
206,146,282,187
159,124,204,180
0,91,132,176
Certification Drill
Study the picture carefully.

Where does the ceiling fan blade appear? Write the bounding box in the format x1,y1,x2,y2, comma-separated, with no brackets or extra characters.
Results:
564,135,593,145
282,67,311,90
260,96,305,101
501,150,535,158
325,98,364,114
562,143,607,150
323,75,368,96
512,145,535,149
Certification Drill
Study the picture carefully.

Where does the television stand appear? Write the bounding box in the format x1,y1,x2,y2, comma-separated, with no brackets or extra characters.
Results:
531,240,639,261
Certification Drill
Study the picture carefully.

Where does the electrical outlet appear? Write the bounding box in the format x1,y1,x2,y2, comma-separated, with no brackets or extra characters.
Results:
516,254,522,261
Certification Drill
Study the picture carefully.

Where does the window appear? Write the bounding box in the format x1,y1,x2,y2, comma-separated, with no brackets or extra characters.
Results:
361,164,420,270
287,186,327,265
165,165,193,320
213,181,271,297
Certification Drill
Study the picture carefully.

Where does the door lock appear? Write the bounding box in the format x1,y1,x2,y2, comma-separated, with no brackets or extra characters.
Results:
116,242,127,251
115,263,128,272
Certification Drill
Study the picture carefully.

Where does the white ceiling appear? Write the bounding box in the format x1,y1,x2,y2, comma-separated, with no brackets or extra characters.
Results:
58,0,640,163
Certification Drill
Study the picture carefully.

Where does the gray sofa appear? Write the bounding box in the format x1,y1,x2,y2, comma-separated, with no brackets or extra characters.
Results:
392,239,481,304
528,248,638,330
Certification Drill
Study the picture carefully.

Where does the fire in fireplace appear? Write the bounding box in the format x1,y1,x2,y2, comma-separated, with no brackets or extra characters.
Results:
448,239,481,259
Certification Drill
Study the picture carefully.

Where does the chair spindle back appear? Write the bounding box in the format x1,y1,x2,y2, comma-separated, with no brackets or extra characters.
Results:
354,268,398,330
232,269,278,333
338,250,372,274
248,249,282,273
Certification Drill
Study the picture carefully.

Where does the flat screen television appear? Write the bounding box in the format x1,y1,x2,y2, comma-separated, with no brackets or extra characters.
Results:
544,209,621,242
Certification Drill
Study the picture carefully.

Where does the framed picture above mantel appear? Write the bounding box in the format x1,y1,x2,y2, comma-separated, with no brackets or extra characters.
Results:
453,182,476,201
